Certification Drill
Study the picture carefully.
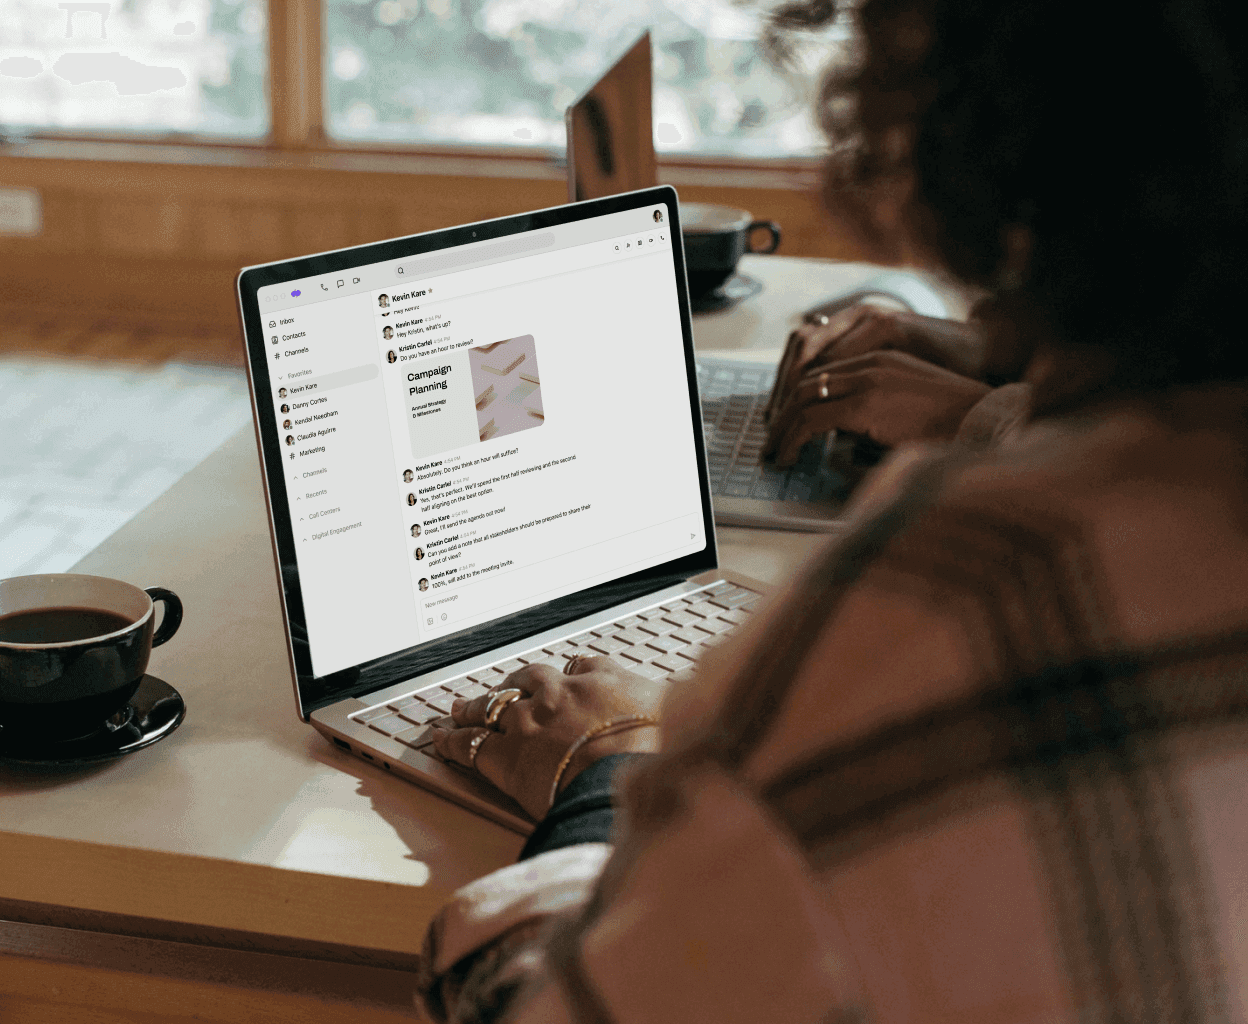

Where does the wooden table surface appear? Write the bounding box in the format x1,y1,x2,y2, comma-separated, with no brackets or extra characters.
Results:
0,256,962,1019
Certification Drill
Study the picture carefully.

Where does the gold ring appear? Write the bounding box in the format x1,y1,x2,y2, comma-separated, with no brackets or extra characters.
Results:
468,730,488,769
818,373,829,401
564,653,585,675
483,688,523,729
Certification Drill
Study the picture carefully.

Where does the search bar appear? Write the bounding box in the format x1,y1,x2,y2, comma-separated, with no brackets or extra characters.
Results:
395,231,557,280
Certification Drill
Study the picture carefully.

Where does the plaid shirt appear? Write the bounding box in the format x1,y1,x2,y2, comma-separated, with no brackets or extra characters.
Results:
423,385,1248,1024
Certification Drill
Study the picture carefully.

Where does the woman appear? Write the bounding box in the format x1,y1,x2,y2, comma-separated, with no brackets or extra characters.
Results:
422,2,1248,1022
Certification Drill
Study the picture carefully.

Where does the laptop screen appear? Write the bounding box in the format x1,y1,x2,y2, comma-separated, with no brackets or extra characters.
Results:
238,188,716,716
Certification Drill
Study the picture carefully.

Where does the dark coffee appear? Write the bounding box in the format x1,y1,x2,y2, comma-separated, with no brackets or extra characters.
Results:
0,607,133,645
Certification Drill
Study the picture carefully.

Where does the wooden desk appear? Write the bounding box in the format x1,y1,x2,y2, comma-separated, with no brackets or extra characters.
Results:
0,256,955,1021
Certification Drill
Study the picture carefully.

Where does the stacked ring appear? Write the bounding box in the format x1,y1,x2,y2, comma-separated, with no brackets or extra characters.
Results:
468,730,488,768
483,688,523,729
817,373,830,401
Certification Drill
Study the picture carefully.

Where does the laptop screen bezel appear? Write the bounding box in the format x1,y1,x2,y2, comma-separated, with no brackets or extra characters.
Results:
236,186,718,719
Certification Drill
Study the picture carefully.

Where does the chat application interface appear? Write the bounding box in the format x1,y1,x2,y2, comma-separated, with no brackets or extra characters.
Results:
260,204,704,678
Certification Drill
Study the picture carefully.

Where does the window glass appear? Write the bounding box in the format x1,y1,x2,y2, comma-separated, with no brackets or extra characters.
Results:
325,0,829,157
0,0,267,137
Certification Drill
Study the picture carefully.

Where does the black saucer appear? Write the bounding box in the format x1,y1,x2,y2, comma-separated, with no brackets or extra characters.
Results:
0,675,185,766
690,273,763,315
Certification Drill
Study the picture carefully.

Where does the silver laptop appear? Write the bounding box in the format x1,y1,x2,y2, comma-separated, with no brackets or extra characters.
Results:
236,186,766,834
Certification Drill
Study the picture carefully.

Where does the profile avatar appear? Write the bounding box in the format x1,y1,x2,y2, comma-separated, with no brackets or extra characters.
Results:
282,418,292,429
414,547,425,561
653,209,663,223
387,350,397,364
278,387,287,398
383,326,394,340
280,403,290,413
403,469,413,482
418,578,429,592
407,493,417,506
285,435,294,446
411,523,421,537
378,294,389,308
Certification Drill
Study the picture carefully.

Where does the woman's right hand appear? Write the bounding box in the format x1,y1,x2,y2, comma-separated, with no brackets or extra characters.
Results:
766,305,988,426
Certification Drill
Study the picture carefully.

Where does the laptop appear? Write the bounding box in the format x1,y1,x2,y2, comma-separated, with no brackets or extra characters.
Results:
565,35,951,533
236,186,767,834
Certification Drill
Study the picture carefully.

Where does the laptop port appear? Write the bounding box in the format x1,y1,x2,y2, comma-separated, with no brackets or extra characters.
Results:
332,737,350,751
361,750,375,761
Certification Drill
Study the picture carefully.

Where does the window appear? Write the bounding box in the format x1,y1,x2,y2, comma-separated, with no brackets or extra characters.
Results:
0,0,267,137
324,0,825,156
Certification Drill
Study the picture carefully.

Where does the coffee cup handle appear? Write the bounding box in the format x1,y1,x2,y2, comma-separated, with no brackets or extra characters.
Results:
747,220,782,255
145,587,184,648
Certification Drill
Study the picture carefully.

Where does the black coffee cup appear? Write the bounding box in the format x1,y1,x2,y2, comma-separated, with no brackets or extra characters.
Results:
680,202,781,298
0,574,183,742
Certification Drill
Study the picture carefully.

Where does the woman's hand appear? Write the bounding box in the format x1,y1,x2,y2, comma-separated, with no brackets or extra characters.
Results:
431,656,665,820
767,305,988,425
764,350,992,465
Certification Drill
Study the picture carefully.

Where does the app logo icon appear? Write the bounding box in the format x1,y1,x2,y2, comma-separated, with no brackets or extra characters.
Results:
291,289,301,297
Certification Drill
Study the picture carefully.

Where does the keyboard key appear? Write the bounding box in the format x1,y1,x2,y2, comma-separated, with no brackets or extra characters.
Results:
542,640,572,655
495,658,526,675
423,694,455,714
609,652,643,672
356,706,394,723
709,589,757,610
398,705,441,725
705,581,735,594
394,725,435,747
652,653,690,673
669,627,707,646
517,651,547,664
699,615,736,634
662,610,701,628
620,645,656,664
467,668,503,683
613,615,642,629
368,714,411,736
646,635,686,655
439,677,469,693
638,618,678,637
684,601,720,619
614,627,652,646
700,632,730,648
669,667,698,685
568,632,597,646
588,636,628,655
589,624,617,637
660,600,690,612
628,660,669,680
386,695,422,712
718,607,751,626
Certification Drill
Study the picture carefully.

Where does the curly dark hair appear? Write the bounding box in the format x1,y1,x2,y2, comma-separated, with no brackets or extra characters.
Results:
770,0,1248,385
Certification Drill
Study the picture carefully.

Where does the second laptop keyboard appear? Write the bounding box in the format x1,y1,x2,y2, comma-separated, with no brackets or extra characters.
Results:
696,358,844,502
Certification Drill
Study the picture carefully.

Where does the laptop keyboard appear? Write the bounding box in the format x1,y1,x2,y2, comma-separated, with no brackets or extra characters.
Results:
696,359,843,502
350,580,761,757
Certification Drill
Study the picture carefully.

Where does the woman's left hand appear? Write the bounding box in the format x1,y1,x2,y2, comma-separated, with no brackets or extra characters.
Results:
431,656,665,820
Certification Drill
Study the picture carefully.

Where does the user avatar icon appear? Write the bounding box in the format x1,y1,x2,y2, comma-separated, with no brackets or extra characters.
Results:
414,547,425,561
383,326,394,340
282,418,292,429
407,493,417,506
653,209,663,223
378,294,389,308
387,350,397,364
403,469,413,482
418,578,429,592
411,523,421,537
280,403,290,413
285,434,294,446
278,387,287,398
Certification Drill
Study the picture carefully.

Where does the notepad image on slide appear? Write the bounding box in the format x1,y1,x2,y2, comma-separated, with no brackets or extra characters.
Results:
468,335,543,443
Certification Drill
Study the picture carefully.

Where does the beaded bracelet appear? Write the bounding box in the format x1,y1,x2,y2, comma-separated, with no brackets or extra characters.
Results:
547,714,660,812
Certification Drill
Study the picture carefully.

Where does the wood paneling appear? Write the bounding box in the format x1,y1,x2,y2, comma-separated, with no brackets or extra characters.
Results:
0,143,864,363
